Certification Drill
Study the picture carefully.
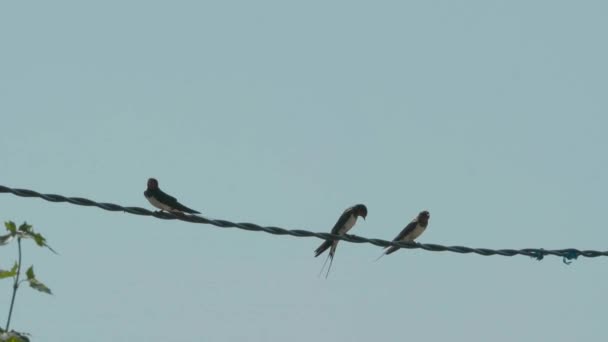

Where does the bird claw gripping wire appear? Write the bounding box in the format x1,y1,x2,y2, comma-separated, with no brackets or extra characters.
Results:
562,250,579,265
531,248,546,261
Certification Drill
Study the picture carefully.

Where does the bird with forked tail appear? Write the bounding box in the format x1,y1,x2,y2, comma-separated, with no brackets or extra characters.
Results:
315,204,367,278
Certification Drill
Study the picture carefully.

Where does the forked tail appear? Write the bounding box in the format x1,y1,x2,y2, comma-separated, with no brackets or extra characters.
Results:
318,253,331,278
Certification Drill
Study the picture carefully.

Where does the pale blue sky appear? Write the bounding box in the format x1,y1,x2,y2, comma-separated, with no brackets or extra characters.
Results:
1,1,607,341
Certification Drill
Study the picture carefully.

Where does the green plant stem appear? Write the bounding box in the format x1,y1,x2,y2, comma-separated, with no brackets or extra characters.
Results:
5,237,22,331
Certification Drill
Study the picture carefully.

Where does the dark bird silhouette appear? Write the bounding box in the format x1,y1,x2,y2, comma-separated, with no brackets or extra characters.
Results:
144,178,200,214
376,210,430,261
315,204,367,278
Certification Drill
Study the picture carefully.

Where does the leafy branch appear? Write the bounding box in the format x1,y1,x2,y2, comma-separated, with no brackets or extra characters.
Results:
0,221,55,342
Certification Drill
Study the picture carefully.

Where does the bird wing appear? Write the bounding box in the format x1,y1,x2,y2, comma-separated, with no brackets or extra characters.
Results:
383,221,417,255
155,188,178,205
315,207,354,257
173,202,200,214
392,220,418,242
330,207,354,234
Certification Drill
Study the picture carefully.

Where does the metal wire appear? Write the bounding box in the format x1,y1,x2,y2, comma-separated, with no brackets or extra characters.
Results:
1,184,605,262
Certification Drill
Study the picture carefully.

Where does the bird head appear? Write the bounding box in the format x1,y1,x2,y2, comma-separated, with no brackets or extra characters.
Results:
147,178,159,189
354,204,368,220
418,210,430,225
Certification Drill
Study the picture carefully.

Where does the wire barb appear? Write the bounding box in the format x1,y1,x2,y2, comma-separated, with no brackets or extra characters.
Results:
1,184,607,262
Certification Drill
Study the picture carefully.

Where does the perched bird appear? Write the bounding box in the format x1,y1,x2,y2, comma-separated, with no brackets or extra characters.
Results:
377,210,430,260
315,204,368,278
144,178,201,214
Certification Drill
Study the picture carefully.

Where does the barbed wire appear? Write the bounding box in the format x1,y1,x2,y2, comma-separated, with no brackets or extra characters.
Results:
1,184,605,263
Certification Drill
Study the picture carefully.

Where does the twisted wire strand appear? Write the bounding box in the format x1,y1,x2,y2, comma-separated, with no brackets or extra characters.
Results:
1,185,605,262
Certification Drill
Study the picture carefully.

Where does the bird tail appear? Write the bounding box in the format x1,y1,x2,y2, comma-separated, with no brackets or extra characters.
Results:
385,246,399,255
375,246,400,261
314,240,332,257
317,251,336,279
318,253,331,278
325,253,335,279
316,240,338,278
374,250,387,262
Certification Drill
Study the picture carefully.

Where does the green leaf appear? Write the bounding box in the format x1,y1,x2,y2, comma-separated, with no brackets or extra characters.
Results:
24,266,52,294
1,330,30,342
0,268,17,279
5,221,16,234
45,244,58,254
19,230,58,254
25,266,35,280
28,278,52,295
0,262,18,279
0,234,13,246
18,222,32,233
32,232,45,246
30,232,57,253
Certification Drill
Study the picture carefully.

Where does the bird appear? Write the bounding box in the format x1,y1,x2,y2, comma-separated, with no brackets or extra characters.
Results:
376,210,430,260
315,204,368,278
144,178,201,214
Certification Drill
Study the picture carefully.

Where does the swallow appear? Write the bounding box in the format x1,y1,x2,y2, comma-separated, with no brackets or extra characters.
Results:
376,210,430,260
144,178,200,214
315,204,368,278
